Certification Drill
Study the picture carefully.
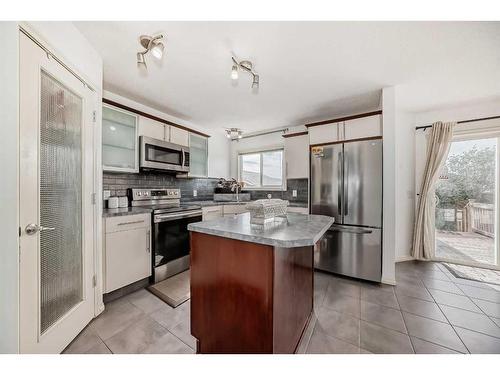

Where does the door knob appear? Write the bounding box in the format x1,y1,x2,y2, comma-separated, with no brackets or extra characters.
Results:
25,223,55,235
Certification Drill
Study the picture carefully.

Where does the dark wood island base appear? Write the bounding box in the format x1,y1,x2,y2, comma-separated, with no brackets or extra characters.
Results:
190,232,314,354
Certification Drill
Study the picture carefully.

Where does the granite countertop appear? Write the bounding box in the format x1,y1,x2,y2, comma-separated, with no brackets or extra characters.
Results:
102,206,153,218
103,200,308,217
188,212,334,248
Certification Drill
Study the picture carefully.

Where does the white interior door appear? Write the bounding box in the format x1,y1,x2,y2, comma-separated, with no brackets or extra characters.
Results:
19,32,96,353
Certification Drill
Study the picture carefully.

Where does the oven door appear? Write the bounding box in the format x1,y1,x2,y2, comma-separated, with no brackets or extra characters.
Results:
153,210,202,273
140,136,189,172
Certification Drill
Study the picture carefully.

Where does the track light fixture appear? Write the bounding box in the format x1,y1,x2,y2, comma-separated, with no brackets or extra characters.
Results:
137,34,165,68
225,128,243,140
231,57,259,89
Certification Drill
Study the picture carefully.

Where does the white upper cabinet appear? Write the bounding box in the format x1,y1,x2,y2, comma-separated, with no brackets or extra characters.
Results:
138,116,192,147
284,134,309,179
102,105,139,173
343,114,382,140
308,123,340,145
138,116,169,141
170,126,189,147
308,114,382,145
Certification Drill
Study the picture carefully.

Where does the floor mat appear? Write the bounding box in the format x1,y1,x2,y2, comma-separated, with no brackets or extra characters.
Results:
148,270,190,307
443,263,500,286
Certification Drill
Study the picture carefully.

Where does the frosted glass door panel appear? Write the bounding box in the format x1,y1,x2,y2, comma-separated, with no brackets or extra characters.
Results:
102,105,138,172
189,133,208,177
40,71,83,334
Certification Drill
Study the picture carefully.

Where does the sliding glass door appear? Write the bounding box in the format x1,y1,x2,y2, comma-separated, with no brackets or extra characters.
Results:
434,136,499,268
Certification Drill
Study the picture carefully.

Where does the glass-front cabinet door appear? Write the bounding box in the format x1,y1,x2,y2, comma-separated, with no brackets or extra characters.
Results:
189,133,208,177
102,104,139,172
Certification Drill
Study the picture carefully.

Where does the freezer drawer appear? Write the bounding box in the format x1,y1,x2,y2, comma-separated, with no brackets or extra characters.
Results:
314,225,382,282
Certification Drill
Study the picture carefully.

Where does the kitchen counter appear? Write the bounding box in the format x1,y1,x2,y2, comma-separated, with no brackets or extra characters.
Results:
102,200,308,217
102,206,153,218
188,212,333,248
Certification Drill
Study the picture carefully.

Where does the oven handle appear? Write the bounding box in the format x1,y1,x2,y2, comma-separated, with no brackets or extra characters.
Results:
154,210,203,223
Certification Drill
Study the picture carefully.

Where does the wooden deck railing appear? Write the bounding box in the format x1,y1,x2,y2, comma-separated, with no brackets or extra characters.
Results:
467,202,494,237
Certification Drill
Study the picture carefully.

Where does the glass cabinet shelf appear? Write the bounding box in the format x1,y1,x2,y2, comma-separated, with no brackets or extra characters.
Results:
102,104,139,173
189,133,208,177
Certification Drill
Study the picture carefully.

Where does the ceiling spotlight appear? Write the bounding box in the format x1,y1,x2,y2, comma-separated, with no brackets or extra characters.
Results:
231,56,260,89
150,42,164,59
137,34,165,68
137,52,146,67
252,74,259,89
225,128,244,140
231,64,239,80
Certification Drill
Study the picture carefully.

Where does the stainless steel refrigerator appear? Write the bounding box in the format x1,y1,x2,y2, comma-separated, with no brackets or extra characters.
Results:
310,138,383,282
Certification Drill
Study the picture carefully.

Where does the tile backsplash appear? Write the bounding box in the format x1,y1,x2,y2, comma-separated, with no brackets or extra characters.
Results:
249,178,308,204
103,172,308,204
103,171,219,201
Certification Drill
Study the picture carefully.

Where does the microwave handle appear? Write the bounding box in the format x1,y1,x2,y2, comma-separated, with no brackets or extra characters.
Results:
181,149,185,167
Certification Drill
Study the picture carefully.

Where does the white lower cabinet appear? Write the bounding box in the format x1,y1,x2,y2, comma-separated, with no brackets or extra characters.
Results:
104,213,151,293
202,206,223,221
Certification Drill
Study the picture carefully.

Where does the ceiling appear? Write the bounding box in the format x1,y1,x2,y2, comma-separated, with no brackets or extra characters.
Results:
74,21,500,132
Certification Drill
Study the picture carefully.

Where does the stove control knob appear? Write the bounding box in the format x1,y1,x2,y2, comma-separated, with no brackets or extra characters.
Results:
137,192,142,196
144,192,149,196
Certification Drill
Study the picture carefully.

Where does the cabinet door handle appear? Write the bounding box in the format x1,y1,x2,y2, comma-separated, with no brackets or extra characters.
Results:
117,220,144,226
146,230,151,252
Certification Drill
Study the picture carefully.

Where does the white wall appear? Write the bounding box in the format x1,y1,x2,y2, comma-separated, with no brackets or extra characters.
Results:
0,21,20,354
23,22,103,90
103,90,230,179
208,129,231,179
394,110,417,262
381,87,397,284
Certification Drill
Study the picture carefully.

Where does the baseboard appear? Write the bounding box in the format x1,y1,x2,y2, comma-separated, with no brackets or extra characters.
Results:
381,277,396,286
396,255,415,263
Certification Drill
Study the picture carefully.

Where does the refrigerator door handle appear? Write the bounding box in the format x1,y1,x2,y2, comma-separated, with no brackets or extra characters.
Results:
328,226,373,235
344,151,348,216
337,152,342,216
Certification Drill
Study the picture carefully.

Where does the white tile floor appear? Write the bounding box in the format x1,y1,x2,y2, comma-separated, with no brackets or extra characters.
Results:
64,261,500,354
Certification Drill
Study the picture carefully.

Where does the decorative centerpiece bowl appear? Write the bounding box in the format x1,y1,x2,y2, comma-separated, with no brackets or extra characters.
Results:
246,199,289,225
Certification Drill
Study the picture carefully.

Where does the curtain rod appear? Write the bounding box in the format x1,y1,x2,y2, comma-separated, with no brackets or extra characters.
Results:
415,115,500,131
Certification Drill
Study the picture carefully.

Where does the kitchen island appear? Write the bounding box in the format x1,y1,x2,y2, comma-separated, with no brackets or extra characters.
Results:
187,212,334,354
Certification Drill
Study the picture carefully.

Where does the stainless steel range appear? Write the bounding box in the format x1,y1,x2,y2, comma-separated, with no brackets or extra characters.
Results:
128,188,202,282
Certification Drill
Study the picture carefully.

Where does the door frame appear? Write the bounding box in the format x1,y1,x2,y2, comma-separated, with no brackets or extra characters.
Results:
432,131,500,270
18,25,103,352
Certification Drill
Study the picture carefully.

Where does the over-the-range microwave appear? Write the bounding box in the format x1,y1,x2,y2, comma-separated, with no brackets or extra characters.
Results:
139,136,190,173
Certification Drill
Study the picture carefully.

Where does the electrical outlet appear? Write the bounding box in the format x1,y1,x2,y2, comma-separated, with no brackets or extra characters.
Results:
103,190,111,200
292,190,297,197
193,189,197,197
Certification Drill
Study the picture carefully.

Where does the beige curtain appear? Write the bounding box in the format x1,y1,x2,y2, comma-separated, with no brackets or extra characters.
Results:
412,121,455,260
